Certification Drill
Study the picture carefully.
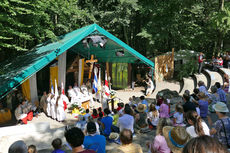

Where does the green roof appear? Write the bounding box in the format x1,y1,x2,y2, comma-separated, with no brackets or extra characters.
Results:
0,24,154,98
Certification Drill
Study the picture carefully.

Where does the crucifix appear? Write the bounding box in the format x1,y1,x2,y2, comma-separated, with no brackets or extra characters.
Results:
86,55,98,79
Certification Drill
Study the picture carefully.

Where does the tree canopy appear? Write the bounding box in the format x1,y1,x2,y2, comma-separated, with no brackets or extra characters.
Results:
1,0,230,62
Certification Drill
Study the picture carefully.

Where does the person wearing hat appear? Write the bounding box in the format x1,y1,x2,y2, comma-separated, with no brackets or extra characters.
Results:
83,122,106,153
163,126,190,153
135,104,149,133
209,102,230,149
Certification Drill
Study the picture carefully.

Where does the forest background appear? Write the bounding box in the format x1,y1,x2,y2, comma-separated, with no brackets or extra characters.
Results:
1,0,230,63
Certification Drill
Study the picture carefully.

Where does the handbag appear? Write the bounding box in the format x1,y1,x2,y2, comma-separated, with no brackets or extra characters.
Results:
220,119,230,148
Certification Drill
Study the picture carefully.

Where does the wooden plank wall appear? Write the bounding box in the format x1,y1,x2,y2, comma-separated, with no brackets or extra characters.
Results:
155,49,174,81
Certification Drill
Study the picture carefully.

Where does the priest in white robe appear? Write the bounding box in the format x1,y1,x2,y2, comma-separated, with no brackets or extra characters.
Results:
68,85,77,104
46,93,52,117
56,96,66,122
50,96,57,119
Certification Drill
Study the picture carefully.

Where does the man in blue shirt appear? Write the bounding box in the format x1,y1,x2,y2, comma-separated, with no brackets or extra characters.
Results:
100,108,113,136
83,122,106,153
140,96,148,113
215,82,227,103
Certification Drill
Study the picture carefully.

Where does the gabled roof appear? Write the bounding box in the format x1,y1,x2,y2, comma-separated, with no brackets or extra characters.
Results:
0,24,154,98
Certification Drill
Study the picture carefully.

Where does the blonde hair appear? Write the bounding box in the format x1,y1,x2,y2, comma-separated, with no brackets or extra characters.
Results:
156,118,172,135
176,104,184,113
149,103,158,117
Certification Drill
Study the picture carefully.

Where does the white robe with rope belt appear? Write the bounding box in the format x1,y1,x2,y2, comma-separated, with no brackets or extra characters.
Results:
50,97,57,119
46,96,52,117
56,96,66,121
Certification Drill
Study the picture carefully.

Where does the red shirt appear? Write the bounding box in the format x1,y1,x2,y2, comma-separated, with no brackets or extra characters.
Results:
157,99,163,106
99,111,104,116
92,114,99,119
117,106,123,111
198,55,203,63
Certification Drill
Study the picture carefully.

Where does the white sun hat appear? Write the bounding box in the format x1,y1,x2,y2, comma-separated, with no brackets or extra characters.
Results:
213,102,229,113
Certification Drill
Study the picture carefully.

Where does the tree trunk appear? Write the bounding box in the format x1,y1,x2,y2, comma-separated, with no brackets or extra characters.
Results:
123,26,129,45
217,0,224,53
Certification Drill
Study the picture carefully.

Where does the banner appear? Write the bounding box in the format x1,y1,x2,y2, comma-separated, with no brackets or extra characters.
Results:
50,65,58,91
93,67,98,93
22,79,31,101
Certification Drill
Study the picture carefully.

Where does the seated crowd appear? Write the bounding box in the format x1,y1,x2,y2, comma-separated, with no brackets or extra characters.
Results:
8,81,230,153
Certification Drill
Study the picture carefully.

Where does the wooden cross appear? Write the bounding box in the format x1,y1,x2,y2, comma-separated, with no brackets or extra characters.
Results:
86,55,98,79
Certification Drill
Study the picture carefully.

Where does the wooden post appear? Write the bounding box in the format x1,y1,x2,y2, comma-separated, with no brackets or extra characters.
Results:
86,55,98,79
106,62,109,77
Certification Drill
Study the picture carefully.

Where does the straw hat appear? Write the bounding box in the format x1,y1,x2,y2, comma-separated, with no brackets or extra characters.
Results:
163,126,190,153
136,104,147,113
109,132,119,140
213,102,229,113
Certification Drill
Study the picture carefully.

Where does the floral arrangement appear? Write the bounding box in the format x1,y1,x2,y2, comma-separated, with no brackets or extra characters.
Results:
71,102,86,115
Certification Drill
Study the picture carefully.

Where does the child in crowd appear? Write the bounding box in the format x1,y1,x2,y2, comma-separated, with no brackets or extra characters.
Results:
75,115,87,131
28,145,37,153
147,118,172,153
101,108,113,136
86,116,100,135
157,95,164,106
147,103,159,129
173,104,184,126
84,109,91,121
159,99,169,118
51,138,66,153
97,112,104,123
117,103,123,111
118,103,124,116
92,109,99,119
128,97,133,105
112,109,119,126
140,96,149,113
98,107,104,116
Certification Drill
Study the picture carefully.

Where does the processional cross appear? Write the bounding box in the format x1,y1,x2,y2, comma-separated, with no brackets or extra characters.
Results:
86,55,98,79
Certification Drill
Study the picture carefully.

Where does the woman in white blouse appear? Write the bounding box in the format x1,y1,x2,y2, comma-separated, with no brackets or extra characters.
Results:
185,110,210,138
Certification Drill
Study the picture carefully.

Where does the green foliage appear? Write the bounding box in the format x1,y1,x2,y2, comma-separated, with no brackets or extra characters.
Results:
174,50,198,80
1,0,230,63
0,0,94,60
